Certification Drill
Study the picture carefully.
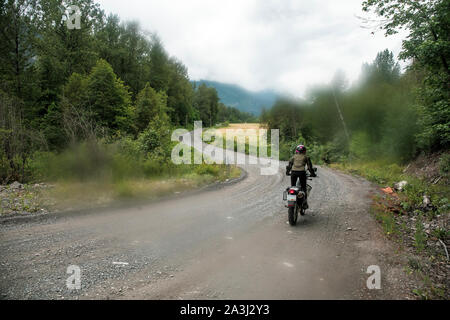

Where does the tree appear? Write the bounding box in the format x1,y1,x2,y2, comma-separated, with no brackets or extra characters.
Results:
361,49,400,84
148,35,170,93
0,90,44,182
194,84,219,127
31,0,104,128
138,114,172,159
85,59,132,132
216,103,257,123
362,0,450,150
166,58,195,125
96,18,151,99
362,0,449,75
135,83,168,133
0,0,38,103
331,69,349,92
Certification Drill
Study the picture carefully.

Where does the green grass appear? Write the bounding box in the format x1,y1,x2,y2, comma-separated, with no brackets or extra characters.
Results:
1,140,242,214
330,160,450,218
370,195,399,237
330,159,449,300
414,215,427,252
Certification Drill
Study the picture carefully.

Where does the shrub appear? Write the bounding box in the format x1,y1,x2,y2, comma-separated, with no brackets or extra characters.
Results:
194,164,221,177
439,153,450,177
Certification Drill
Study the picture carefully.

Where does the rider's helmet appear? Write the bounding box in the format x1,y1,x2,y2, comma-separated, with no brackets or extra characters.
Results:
295,145,306,154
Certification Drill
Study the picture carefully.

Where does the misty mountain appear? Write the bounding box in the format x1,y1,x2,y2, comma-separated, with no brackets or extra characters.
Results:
192,80,278,115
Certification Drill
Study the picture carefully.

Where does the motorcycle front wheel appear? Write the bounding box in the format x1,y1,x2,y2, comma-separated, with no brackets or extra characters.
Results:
288,205,299,226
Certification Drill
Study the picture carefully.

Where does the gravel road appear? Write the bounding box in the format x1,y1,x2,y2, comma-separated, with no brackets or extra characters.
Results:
0,139,416,300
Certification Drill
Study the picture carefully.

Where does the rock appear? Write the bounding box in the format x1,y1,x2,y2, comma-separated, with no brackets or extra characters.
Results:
422,195,435,211
394,181,408,192
10,181,23,189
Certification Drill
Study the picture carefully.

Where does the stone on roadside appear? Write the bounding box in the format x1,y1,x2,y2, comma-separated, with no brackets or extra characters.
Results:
394,181,408,192
10,181,23,190
422,195,435,211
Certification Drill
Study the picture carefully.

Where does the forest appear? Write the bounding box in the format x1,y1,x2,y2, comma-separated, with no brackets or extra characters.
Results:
0,0,252,184
261,0,449,169
1,0,449,185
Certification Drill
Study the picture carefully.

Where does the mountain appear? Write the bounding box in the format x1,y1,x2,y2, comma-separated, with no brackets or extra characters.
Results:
192,80,278,115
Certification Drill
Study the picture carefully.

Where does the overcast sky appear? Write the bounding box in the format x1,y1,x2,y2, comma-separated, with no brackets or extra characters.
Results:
96,0,406,97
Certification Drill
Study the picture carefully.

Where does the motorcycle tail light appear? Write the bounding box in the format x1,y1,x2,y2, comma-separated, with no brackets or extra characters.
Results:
289,190,295,194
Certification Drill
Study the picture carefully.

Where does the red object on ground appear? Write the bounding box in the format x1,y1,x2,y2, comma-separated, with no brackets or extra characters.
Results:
381,187,394,194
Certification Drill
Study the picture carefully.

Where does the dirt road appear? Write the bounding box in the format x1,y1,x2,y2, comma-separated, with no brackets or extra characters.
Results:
0,138,415,300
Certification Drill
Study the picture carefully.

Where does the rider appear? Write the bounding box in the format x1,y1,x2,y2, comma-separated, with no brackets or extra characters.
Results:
288,145,316,208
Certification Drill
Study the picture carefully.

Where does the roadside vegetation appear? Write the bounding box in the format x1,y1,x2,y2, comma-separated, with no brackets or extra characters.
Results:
332,158,449,299
0,0,246,213
260,0,449,299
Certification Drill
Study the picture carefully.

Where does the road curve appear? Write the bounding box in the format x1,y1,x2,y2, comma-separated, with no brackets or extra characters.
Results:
0,137,414,300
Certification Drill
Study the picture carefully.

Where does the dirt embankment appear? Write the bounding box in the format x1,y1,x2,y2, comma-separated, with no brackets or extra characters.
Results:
404,151,449,184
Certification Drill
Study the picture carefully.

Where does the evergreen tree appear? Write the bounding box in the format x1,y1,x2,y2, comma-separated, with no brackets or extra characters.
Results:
148,35,170,93
85,59,132,132
135,83,168,133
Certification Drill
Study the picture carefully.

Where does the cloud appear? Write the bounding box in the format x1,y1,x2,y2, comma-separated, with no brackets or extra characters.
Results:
96,0,405,97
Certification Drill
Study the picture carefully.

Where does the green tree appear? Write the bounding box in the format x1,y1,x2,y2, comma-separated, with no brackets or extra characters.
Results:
135,83,168,133
31,0,104,129
85,59,132,132
96,18,151,98
166,58,195,125
148,35,170,93
361,49,400,84
362,0,450,150
138,114,172,159
194,83,219,127
0,0,37,100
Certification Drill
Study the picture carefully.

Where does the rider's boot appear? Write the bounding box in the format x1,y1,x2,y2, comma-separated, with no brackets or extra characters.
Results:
303,195,309,209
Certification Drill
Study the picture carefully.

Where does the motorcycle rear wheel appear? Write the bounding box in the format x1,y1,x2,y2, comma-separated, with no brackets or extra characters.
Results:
288,205,299,226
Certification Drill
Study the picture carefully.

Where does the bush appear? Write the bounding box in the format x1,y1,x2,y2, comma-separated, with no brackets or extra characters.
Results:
194,164,221,176
27,142,113,182
350,131,371,160
439,153,450,177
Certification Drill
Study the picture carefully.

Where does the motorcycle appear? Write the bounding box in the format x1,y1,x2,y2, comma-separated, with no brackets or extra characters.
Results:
283,167,317,226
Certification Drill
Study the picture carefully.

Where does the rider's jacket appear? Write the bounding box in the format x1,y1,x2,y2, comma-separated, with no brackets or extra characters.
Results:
289,154,313,172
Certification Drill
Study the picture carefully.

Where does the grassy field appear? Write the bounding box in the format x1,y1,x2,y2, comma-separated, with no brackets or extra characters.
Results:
205,123,274,157
212,123,263,134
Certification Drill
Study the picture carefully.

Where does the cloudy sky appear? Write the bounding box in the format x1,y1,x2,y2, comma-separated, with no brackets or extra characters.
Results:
96,0,405,97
